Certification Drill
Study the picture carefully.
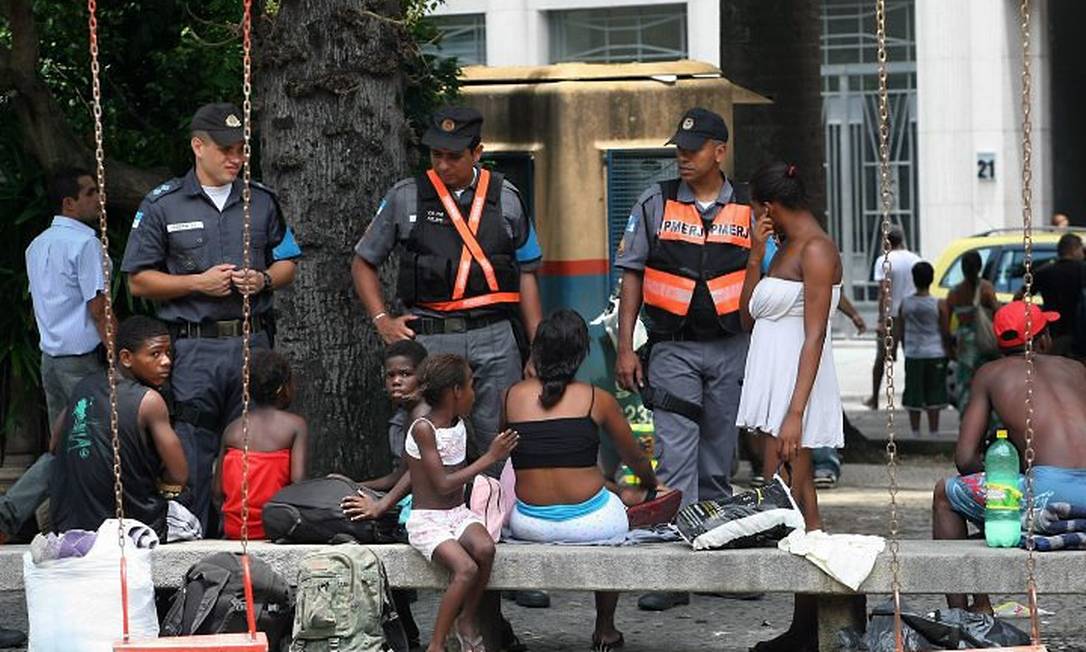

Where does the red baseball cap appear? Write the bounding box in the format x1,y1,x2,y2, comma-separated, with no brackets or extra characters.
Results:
992,301,1060,349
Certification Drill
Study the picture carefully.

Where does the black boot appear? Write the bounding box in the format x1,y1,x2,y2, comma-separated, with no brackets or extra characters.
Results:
636,591,690,611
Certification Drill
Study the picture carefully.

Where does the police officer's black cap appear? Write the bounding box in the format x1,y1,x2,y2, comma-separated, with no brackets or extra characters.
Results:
190,103,245,146
666,107,729,149
421,106,483,151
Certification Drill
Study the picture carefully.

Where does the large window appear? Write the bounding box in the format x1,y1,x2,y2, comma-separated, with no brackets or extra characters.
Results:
549,5,687,64
821,0,918,303
422,13,487,65
605,150,678,290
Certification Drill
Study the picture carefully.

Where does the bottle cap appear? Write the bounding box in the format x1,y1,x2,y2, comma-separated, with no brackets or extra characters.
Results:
996,429,1009,439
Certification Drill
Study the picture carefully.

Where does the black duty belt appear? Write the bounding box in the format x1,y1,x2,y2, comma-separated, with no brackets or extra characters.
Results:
412,314,507,336
171,315,266,339
649,329,729,344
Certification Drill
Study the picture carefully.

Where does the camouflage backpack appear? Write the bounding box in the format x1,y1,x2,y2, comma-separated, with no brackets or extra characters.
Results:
290,545,408,652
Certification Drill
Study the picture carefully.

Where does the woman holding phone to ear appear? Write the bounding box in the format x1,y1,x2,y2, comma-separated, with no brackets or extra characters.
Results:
736,161,844,652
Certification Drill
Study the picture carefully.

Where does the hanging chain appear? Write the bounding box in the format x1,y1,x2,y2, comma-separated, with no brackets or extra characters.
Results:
88,0,125,562
89,0,131,640
1017,0,1042,644
874,1,903,649
239,0,254,559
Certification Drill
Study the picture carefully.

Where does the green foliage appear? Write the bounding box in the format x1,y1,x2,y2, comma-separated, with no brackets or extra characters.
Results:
403,0,462,169
0,116,49,448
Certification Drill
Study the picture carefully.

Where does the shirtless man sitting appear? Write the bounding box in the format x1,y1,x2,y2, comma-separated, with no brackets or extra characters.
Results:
932,300,1086,612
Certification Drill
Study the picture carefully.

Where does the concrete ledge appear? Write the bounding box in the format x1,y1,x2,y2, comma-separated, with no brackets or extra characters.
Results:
3,539,1085,595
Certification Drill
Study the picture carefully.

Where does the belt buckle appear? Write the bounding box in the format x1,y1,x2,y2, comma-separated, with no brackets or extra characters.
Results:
445,317,467,334
215,320,241,337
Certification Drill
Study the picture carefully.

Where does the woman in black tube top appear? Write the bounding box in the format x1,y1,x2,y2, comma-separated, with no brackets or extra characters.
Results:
503,308,665,652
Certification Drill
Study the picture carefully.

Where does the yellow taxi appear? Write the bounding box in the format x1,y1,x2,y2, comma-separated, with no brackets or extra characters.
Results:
930,228,1084,302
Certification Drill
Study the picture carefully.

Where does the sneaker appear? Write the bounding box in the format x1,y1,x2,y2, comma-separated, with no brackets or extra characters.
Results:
513,590,551,608
749,475,766,489
637,591,690,611
813,470,838,489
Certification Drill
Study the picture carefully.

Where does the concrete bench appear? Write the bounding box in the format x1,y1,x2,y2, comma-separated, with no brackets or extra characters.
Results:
3,540,1084,651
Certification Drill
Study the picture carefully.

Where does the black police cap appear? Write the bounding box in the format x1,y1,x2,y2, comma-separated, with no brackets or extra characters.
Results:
191,103,244,146
666,107,730,149
421,106,483,151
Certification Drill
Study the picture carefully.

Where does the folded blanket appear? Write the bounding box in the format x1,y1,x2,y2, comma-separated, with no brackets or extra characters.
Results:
1024,532,1086,551
778,529,885,591
1034,501,1086,535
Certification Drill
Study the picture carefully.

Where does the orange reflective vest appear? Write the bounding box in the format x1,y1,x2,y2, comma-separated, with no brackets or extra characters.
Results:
642,179,751,337
397,168,520,312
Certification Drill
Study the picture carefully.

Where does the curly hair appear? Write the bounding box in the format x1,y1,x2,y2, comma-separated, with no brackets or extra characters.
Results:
250,349,292,407
531,309,589,408
384,339,428,367
418,353,470,406
116,315,169,355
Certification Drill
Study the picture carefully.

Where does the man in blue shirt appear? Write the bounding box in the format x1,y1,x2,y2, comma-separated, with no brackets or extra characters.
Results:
26,168,111,424
0,169,112,645
121,103,302,531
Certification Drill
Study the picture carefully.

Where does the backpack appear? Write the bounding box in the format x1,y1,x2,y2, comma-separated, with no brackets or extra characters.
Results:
468,459,516,541
291,545,409,652
262,476,404,545
161,551,294,650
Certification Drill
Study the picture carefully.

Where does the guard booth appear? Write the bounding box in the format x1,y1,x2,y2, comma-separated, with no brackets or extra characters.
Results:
461,60,768,321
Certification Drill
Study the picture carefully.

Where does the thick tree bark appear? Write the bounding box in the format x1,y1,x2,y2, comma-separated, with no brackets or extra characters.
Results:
721,0,826,222
0,0,164,212
256,0,411,479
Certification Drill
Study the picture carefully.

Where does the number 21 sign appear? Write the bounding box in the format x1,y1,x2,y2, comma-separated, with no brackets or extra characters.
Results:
977,152,996,181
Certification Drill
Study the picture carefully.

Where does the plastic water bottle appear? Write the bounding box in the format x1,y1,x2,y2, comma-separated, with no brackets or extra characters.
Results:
985,429,1022,547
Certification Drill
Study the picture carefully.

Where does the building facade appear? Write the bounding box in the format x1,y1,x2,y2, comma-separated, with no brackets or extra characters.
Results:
428,0,1077,305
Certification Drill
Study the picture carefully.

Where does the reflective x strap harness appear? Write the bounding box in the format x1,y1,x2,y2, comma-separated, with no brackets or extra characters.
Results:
426,168,497,299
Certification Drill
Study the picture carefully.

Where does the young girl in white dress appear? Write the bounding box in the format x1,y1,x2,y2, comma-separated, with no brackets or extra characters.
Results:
736,162,844,652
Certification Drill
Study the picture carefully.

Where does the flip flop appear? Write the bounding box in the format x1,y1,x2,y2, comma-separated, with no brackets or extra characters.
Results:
455,621,486,652
591,632,625,652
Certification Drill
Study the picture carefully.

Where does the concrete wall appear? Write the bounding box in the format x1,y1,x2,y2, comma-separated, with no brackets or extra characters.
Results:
461,62,764,318
915,0,1052,259
432,0,721,67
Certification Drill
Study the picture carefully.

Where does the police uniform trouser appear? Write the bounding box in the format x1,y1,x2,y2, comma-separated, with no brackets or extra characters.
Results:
648,335,749,508
416,320,522,476
171,331,271,532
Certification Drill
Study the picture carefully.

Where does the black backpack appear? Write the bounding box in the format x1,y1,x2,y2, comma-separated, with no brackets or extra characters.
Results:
161,552,294,650
262,476,405,545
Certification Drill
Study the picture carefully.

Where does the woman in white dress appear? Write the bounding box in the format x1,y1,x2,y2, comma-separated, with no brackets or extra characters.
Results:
736,162,843,652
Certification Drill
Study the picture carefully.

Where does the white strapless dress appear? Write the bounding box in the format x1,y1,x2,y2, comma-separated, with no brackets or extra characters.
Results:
736,277,844,448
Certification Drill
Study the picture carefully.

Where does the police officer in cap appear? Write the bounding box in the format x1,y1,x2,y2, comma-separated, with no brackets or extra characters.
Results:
614,107,752,611
353,105,543,457
121,102,302,531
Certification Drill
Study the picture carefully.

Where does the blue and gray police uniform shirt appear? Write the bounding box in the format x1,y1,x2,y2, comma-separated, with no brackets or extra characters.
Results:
26,216,108,356
354,166,542,319
121,169,302,323
614,177,738,272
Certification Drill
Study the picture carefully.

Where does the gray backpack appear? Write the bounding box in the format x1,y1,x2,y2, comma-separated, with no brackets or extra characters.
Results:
290,545,408,652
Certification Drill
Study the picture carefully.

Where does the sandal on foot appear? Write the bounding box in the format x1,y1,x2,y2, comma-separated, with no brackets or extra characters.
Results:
591,633,625,652
455,630,486,652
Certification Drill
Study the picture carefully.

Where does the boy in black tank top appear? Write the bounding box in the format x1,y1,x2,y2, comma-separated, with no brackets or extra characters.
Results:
50,316,188,541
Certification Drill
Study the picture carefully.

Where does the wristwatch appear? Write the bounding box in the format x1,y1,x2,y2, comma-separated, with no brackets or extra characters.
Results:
261,270,274,293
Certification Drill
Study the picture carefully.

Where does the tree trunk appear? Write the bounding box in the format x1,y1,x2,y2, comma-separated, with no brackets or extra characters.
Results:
720,0,826,223
256,0,411,479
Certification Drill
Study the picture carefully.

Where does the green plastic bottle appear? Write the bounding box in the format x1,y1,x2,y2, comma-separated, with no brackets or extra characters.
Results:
985,429,1022,548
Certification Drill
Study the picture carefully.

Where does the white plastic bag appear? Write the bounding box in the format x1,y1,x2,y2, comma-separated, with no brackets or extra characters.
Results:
24,518,159,651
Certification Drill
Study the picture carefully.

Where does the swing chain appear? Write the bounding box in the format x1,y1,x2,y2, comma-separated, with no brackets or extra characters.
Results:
239,0,254,558
874,0,902,612
87,0,125,557
1017,0,1042,643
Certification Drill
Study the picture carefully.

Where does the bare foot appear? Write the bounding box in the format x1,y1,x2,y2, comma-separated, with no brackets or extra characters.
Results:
591,628,624,651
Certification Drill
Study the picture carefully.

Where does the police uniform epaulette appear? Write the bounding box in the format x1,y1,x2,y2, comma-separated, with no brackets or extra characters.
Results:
251,180,277,196
144,178,183,203
390,177,416,193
